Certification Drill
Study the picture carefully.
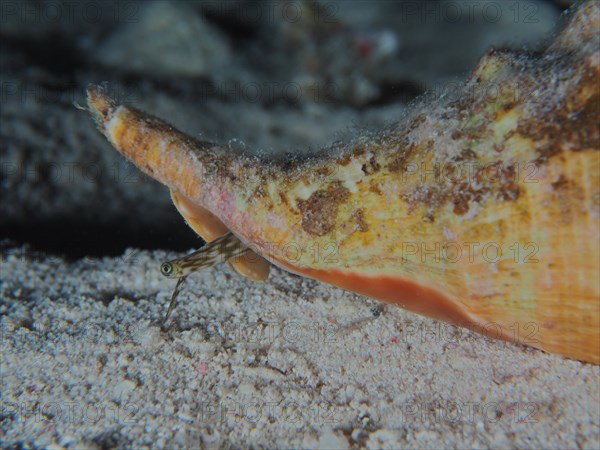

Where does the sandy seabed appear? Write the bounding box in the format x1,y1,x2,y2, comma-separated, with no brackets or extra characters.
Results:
1,246,598,448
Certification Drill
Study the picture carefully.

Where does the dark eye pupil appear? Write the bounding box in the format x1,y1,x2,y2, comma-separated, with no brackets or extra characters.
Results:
162,263,171,273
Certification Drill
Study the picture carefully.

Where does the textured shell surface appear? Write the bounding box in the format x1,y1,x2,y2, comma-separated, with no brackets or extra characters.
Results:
88,1,600,364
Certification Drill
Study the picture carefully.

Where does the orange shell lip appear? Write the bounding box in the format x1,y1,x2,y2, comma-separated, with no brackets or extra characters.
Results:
271,257,520,345
171,190,270,281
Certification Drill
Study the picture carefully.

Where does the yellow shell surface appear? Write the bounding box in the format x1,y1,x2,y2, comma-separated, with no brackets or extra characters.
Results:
88,1,600,363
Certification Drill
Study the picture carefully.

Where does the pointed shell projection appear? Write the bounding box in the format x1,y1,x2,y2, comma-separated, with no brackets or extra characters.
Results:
87,1,600,364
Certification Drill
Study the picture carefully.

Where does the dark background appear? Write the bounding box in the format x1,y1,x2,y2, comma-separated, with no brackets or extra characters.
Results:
0,0,569,259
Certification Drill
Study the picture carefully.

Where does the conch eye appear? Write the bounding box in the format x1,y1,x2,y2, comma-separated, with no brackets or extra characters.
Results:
160,263,173,276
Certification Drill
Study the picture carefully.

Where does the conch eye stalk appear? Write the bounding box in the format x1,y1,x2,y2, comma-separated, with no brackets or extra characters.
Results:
87,0,600,364
160,232,249,279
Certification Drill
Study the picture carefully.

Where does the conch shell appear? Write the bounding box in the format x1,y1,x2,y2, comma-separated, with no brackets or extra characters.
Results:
87,1,599,364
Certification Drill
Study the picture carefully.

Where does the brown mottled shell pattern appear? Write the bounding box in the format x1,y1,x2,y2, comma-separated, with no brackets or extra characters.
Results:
87,1,599,364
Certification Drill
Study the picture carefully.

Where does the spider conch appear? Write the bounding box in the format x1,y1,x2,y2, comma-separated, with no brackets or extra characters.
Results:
87,0,599,364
